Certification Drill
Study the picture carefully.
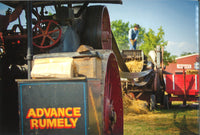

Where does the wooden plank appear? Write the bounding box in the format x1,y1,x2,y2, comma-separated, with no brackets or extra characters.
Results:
31,57,74,79
74,57,102,79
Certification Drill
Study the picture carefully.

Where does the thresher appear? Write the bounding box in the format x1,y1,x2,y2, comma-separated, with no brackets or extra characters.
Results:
119,46,166,110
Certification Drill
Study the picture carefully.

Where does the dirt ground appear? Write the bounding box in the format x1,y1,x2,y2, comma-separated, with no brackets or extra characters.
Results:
124,103,199,135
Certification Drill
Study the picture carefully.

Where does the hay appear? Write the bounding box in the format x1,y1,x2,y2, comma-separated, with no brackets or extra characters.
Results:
123,93,149,114
123,93,133,114
125,60,143,73
128,100,149,114
186,70,199,75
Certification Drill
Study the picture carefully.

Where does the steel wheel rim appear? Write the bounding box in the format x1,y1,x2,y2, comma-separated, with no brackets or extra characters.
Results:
104,54,123,135
81,6,112,50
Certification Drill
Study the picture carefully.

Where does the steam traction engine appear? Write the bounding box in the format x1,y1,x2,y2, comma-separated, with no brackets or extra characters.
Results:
0,1,123,135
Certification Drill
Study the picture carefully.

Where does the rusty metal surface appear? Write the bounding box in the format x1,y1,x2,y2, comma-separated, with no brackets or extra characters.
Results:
87,79,103,135
1,0,122,8
29,50,123,134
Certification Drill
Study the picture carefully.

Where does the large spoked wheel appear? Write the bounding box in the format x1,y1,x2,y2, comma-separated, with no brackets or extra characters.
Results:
81,6,112,49
32,20,62,49
104,54,123,135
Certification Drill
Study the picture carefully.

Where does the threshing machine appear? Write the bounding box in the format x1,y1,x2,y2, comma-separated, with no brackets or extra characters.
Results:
120,46,166,110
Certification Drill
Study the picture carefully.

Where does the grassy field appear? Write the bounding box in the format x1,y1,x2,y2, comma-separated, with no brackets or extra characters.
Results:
124,103,199,135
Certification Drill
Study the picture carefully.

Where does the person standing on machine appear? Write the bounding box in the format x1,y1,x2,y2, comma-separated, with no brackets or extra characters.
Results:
128,24,140,50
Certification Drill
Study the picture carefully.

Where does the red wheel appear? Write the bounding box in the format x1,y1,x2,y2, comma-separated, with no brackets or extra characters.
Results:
101,6,112,49
32,20,62,49
81,6,112,50
104,54,123,135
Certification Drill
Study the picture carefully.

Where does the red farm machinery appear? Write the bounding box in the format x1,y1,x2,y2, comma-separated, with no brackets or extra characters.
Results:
165,69,199,108
0,1,166,135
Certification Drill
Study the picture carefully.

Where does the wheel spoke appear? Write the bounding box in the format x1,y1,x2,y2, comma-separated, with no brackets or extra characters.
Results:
47,35,55,42
48,29,60,34
41,36,46,46
37,26,44,33
46,21,51,33
33,34,44,39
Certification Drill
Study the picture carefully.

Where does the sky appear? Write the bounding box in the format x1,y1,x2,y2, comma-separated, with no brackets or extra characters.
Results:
103,0,199,56
0,0,199,57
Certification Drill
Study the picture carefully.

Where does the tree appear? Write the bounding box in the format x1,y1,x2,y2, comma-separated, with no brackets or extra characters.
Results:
163,51,177,66
111,20,130,50
180,52,196,56
139,26,168,55
139,26,176,65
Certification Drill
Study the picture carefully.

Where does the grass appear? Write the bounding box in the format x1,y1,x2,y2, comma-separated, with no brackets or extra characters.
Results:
124,102,199,135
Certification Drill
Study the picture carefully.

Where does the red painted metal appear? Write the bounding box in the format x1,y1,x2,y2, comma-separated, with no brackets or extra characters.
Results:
169,96,198,102
32,20,62,49
165,74,199,96
183,68,186,105
165,74,173,94
101,7,112,49
104,54,123,135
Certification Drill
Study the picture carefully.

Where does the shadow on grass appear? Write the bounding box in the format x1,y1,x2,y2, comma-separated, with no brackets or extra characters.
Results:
157,103,199,114
158,104,199,135
173,114,198,135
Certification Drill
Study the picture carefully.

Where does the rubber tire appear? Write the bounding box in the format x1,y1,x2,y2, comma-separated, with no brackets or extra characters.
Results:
150,94,156,111
164,95,171,109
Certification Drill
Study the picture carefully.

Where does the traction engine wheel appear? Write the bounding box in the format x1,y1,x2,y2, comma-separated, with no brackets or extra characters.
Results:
32,20,62,49
82,6,112,49
104,54,123,135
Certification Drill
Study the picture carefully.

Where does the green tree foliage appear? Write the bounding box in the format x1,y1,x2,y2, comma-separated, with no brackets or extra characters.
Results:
163,51,177,66
139,26,176,65
180,52,196,56
139,26,167,55
111,20,130,50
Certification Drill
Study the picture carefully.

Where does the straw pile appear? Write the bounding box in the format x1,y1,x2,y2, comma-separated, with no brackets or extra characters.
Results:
186,70,199,75
125,60,143,73
123,92,149,114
